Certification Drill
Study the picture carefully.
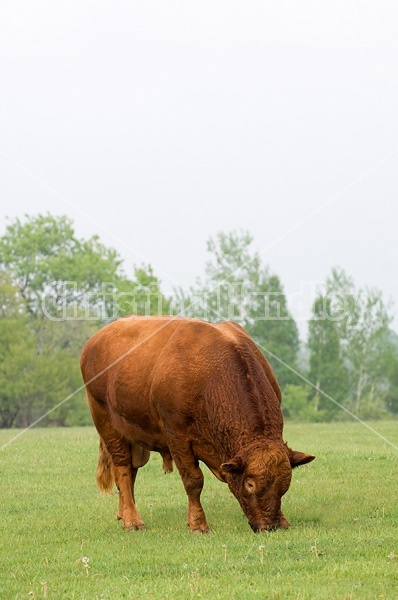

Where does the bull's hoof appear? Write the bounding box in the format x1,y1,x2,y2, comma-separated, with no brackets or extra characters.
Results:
190,526,211,534
123,522,146,531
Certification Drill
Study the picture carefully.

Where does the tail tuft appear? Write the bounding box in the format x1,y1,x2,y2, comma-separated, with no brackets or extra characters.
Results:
96,438,114,492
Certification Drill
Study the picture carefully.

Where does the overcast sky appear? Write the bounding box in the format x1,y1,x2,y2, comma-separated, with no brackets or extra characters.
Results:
1,1,398,337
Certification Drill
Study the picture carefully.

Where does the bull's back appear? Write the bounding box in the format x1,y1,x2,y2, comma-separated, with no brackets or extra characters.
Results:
81,317,182,398
81,317,232,452
80,317,221,437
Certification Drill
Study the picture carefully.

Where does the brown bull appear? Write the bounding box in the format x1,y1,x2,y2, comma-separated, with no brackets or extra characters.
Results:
80,316,314,533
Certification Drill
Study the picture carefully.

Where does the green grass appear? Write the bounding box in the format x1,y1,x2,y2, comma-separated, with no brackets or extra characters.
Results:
0,422,397,599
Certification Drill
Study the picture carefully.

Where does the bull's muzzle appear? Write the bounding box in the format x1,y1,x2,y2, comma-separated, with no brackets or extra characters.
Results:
249,518,290,532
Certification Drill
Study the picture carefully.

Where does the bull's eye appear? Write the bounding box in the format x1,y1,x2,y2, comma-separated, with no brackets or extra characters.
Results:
244,477,256,494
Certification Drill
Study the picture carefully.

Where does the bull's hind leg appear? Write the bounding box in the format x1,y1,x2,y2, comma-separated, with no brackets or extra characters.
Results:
168,438,210,533
116,444,149,520
114,462,145,531
86,392,146,531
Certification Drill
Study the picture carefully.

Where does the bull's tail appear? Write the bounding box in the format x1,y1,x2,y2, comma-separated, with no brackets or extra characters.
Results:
96,438,114,493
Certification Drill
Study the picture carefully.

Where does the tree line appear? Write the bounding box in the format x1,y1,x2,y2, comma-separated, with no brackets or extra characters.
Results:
0,214,397,428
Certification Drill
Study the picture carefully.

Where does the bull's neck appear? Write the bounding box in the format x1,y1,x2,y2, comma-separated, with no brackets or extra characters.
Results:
226,429,283,460
205,369,284,462
211,414,284,464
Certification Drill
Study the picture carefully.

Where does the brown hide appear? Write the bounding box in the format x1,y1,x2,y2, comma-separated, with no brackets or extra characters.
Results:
80,316,314,533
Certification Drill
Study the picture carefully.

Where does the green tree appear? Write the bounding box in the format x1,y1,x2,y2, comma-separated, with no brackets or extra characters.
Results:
0,273,94,427
0,213,122,324
385,334,398,415
0,273,27,426
282,384,315,421
0,214,169,428
245,272,300,388
307,268,395,420
116,264,171,317
326,268,393,416
307,294,349,420
176,231,300,389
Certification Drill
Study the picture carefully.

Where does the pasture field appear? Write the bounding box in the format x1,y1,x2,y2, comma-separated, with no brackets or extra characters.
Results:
0,422,397,600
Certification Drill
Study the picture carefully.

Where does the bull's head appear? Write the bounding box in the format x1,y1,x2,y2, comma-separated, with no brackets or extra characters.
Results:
220,442,315,532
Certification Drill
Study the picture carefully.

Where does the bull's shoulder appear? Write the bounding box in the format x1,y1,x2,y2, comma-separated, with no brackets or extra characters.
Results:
214,321,251,341
214,321,282,403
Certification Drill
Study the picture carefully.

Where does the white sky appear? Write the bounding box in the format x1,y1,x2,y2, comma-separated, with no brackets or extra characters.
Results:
1,1,398,338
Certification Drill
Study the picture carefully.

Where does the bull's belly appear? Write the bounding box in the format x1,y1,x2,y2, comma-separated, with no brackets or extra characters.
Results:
111,409,169,454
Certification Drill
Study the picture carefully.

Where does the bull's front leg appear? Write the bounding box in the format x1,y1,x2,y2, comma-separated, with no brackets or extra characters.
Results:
171,449,210,533
184,469,210,533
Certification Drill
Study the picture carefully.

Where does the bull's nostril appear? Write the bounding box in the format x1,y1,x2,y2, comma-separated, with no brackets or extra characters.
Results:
250,522,273,532
250,522,288,532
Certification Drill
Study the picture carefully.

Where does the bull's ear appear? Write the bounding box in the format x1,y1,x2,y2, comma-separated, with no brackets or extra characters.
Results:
288,449,315,468
220,456,244,476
